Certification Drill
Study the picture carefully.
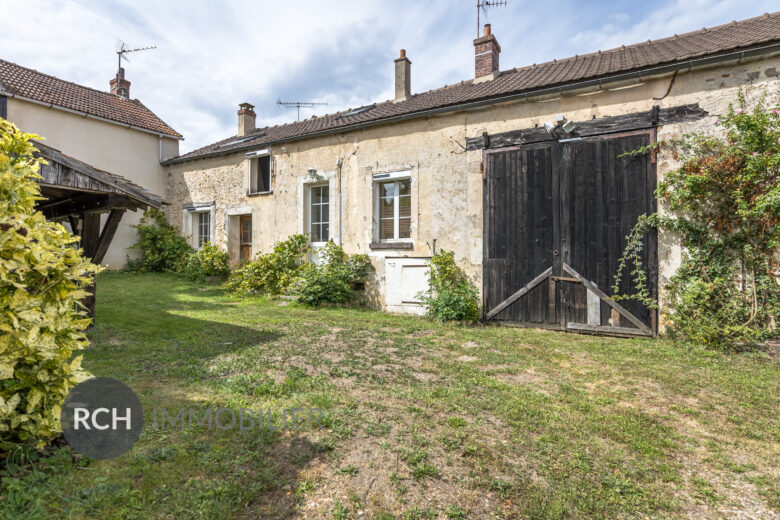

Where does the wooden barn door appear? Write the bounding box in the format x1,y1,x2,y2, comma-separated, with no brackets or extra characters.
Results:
483,131,657,336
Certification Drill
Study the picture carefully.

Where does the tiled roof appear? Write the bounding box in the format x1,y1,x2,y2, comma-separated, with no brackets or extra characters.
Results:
169,11,780,164
0,59,181,138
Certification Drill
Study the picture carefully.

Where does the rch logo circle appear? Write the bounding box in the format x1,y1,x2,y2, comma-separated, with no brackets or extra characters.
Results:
61,377,144,460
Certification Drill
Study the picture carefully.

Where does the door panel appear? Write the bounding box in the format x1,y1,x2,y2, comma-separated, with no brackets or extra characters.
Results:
239,215,252,262
483,132,657,335
484,144,555,324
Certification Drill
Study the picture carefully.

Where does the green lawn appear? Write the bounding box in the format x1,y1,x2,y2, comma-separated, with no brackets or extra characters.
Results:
2,272,778,519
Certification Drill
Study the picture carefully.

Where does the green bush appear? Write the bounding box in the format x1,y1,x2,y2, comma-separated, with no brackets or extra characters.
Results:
0,119,100,449
418,250,480,322
614,92,779,350
182,243,230,281
291,242,371,306
224,234,309,296
128,208,192,273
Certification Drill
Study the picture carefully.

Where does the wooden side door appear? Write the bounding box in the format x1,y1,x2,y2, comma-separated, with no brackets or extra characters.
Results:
239,215,252,262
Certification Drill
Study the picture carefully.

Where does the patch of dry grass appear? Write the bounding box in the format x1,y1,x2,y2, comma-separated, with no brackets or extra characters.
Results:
2,272,777,520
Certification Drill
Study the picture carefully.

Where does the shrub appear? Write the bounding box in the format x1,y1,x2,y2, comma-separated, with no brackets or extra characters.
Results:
182,242,230,281
224,234,309,296
0,119,99,449
128,208,192,273
614,92,779,350
291,242,371,306
418,250,480,322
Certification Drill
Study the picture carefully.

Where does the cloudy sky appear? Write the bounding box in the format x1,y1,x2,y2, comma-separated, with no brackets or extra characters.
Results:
1,0,777,153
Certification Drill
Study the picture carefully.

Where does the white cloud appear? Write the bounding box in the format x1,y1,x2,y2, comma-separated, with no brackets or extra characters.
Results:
1,0,776,152
569,0,779,52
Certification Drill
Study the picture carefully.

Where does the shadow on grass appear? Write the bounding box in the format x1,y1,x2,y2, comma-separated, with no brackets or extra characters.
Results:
86,272,283,381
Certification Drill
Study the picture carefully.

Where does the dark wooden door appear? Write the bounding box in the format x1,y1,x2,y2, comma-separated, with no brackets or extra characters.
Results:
239,215,252,262
483,131,657,336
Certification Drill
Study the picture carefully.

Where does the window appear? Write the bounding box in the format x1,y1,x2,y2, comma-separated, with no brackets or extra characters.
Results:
378,178,411,241
184,204,214,249
309,185,329,244
249,155,271,194
240,217,251,245
197,211,211,247
337,104,375,119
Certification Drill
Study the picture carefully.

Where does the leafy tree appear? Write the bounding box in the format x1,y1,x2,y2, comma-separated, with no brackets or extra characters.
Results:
0,119,99,449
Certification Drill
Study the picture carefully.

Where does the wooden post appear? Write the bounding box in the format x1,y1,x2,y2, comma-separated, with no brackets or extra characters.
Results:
93,209,125,264
80,212,101,320
586,289,600,326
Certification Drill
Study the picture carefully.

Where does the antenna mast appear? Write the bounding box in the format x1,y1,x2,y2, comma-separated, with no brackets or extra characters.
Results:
476,0,507,37
276,99,328,121
115,40,157,71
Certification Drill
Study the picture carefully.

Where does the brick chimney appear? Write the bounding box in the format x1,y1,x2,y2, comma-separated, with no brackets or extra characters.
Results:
237,102,256,137
473,24,501,82
394,49,411,102
110,67,131,99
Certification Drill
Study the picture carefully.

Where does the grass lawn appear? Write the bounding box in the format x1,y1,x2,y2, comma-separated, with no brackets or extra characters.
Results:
2,272,778,519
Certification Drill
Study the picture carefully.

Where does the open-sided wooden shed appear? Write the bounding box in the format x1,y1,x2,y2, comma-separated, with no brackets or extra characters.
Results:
33,141,163,317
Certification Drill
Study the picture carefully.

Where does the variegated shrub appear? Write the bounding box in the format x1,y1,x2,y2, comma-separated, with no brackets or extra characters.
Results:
0,119,100,449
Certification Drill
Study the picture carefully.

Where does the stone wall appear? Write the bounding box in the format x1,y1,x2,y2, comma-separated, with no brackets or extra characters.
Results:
166,54,780,316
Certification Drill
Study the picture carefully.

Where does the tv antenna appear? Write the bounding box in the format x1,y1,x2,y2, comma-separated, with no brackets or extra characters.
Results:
476,1,507,37
115,39,157,71
276,99,328,121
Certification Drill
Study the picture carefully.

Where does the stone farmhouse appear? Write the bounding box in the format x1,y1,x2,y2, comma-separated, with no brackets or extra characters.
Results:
163,12,780,335
0,62,181,268
2,13,778,335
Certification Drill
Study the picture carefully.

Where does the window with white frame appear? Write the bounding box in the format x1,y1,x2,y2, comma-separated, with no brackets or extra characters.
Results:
185,206,213,249
248,154,271,194
376,174,411,241
309,185,329,244
197,212,211,247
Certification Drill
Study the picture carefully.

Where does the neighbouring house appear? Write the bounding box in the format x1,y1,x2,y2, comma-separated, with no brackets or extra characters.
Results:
0,61,181,268
164,12,776,335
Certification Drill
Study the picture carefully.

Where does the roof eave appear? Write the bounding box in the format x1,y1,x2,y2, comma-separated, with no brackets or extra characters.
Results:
0,89,183,140
163,40,780,166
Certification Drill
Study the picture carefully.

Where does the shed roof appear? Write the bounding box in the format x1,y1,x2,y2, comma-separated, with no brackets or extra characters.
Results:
34,141,164,210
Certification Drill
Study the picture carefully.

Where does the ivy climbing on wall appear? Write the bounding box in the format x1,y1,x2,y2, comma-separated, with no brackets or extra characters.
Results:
613,91,779,350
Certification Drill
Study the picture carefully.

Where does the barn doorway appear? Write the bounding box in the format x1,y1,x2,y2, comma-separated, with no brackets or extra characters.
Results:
483,130,657,336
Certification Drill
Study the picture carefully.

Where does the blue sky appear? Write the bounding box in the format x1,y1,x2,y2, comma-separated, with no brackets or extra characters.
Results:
1,0,777,152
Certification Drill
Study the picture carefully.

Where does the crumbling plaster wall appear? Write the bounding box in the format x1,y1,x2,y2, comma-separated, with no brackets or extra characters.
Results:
166,54,779,314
